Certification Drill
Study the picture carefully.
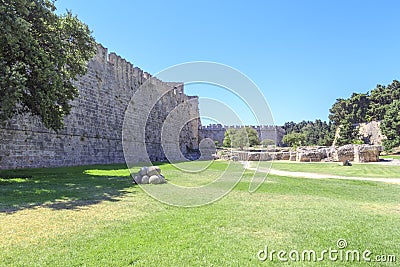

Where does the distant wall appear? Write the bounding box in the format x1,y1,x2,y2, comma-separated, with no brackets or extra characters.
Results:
0,45,199,169
199,124,285,146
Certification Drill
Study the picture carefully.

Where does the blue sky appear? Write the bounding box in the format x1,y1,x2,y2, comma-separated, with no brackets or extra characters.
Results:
56,0,400,126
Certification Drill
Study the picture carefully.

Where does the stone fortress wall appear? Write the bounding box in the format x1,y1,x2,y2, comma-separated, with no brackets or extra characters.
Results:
199,124,285,146
0,45,199,169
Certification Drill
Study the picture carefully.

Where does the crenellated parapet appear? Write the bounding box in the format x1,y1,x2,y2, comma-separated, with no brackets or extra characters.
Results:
199,124,285,146
0,44,200,169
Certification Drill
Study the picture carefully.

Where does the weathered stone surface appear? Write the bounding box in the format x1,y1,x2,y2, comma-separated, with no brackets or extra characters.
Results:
334,144,355,162
139,167,148,176
149,175,165,184
280,152,291,160
216,145,382,163
354,145,382,162
141,175,149,184
0,45,200,169
133,166,166,184
358,121,385,145
296,149,323,162
318,147,335,159
149,175,160,184
133,175,142,184
147,166,161,176
275,152,290,160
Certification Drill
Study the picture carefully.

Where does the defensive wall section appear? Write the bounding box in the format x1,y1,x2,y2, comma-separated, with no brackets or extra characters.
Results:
199,124,285,146
0,45,199,169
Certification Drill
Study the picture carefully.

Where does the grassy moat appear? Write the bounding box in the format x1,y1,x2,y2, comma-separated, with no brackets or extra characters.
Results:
0,161,399,266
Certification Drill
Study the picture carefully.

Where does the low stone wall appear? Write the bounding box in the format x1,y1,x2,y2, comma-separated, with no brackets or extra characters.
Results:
217,144,383,163
334,145,355,162
354,145,381,162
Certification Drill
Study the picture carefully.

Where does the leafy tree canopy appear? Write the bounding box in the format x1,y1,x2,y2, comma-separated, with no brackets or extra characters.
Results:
328,80,400,145
222,127,259,149
223,128,234,147
282,132,306,148
381,100,400,151
282,120,334,146
0,0,96,131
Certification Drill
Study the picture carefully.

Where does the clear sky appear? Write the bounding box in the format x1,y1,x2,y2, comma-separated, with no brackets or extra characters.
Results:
56,0,400,126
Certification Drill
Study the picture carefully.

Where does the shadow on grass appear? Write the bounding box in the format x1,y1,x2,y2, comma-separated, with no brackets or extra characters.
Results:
0,164,135,214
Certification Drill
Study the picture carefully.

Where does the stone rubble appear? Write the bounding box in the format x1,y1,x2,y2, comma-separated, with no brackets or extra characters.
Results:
134,166,166,184
217,144,383,163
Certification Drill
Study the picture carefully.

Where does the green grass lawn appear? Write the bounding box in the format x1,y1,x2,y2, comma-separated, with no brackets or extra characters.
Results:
0,162,399,266
264,161,400,178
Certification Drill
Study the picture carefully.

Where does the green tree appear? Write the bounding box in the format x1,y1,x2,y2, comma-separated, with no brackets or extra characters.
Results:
380,100,400,151
367,80,400,121
347,93,370,123
261,138,275,147
223,128,235,147
0,0,96,131
231,128,248,150
245,127,260,147
329,93,370,145
223,127,260,149
329,98,349,125
282,132,306,148
282,120,334,146
329,93,370,126
335,118,361,146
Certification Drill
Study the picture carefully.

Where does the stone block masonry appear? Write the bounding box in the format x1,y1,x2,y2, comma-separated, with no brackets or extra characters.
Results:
0,44,200,169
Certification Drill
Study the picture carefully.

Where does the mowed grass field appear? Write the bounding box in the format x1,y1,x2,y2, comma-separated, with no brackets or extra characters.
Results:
0,161,399,266
265,161,400,178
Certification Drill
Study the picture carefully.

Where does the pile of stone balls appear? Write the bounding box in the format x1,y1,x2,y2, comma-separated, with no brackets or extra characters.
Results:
133,166,166,184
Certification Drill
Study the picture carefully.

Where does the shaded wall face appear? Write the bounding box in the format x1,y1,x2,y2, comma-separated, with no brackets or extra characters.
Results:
145,89,200,162
0,45,200,169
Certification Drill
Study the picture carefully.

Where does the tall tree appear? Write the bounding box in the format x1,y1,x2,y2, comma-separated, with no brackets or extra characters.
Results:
282,120,334,146
380,100,400,151
335,118,360,146
329,93,370,144
347,93,370,123
245,127,260,147
0,0,96,131
231,128,248,150
328,98,349,126
367,80,400,121
223,127,259,149
223,128,235,147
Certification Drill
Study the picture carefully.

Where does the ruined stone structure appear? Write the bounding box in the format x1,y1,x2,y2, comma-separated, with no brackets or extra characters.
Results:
217,144,382,163
199,124,285,146
358,121,385,145
333,121,385,146
0,45,199,169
